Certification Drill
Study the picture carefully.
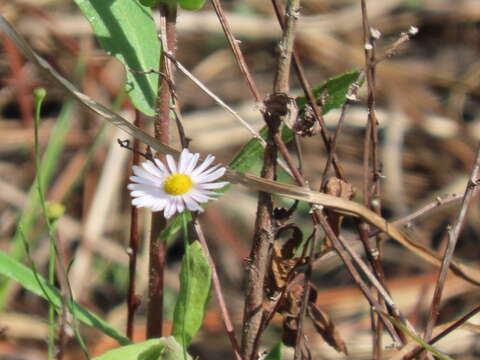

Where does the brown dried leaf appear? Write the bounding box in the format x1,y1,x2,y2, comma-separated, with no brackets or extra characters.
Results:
270,243,296,290
276,224,303,259
324,177,356,199
308,303,348,355
268,224,303,292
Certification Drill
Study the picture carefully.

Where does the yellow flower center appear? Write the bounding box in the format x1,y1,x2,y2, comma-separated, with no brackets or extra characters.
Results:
163,173,193,195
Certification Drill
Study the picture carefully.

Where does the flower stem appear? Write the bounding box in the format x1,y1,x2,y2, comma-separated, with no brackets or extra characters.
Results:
146,3,177,339
181,212,190,360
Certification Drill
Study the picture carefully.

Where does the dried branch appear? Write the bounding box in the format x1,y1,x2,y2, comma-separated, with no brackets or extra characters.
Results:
422,143,480,349
240,133,277,359
164,52,265,147
360,1,387,356
209,0,262,103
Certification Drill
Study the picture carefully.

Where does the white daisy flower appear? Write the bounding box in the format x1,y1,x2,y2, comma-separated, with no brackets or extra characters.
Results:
128,148,229,219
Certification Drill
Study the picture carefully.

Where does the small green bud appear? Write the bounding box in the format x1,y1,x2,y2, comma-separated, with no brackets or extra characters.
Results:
33,88,47,102
46,202,65,222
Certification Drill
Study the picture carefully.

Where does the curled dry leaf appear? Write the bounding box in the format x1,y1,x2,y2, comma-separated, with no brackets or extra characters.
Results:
308,302,348,355
273,200,299,225
323,177,356,238
2,14,479,286
270,241,298,291
266,226,348,355
266,224,303,297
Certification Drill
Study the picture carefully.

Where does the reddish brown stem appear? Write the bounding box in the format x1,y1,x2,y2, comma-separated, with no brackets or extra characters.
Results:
146,3,177,339
2,35,33,127
146,215,167,338
126,110,142,340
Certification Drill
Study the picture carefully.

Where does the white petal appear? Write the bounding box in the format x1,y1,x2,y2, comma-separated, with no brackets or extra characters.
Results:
191,155,215,177
132,166,163,185
176,197,185,214
184,196,203,212
129,175,158,187
129,184,167,199
202,190,221,196
130,190,148,197
164,201,176,218
198,182,229,189
132,193,157,203
194,168,226,183
189,189,215,203
151,200,167,212
130,189,161,198
128,183,159,192
142,160,166,178
162,201,172,218
185,153,200,174
154,158,168,173
178,149,193,173
132,197,154,207
197,163,220,175
166,154,177,173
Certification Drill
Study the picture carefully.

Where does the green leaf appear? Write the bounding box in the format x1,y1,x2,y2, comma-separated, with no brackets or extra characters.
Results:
179,0,206,10
159,211,192,245
0,250,130,346
138,0,161,7
265,342,283,360
171,241,212,346
92,337,193,360
229,126,294,174
74,0,160,116
296,70,360,113
92,339,160,360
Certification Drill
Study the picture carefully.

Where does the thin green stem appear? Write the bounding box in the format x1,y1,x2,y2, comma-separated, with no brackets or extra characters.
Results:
33,88,55,360
181,211,191,360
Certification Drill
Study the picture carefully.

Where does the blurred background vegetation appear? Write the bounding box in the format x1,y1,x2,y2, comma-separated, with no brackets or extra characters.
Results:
1,0,480,358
